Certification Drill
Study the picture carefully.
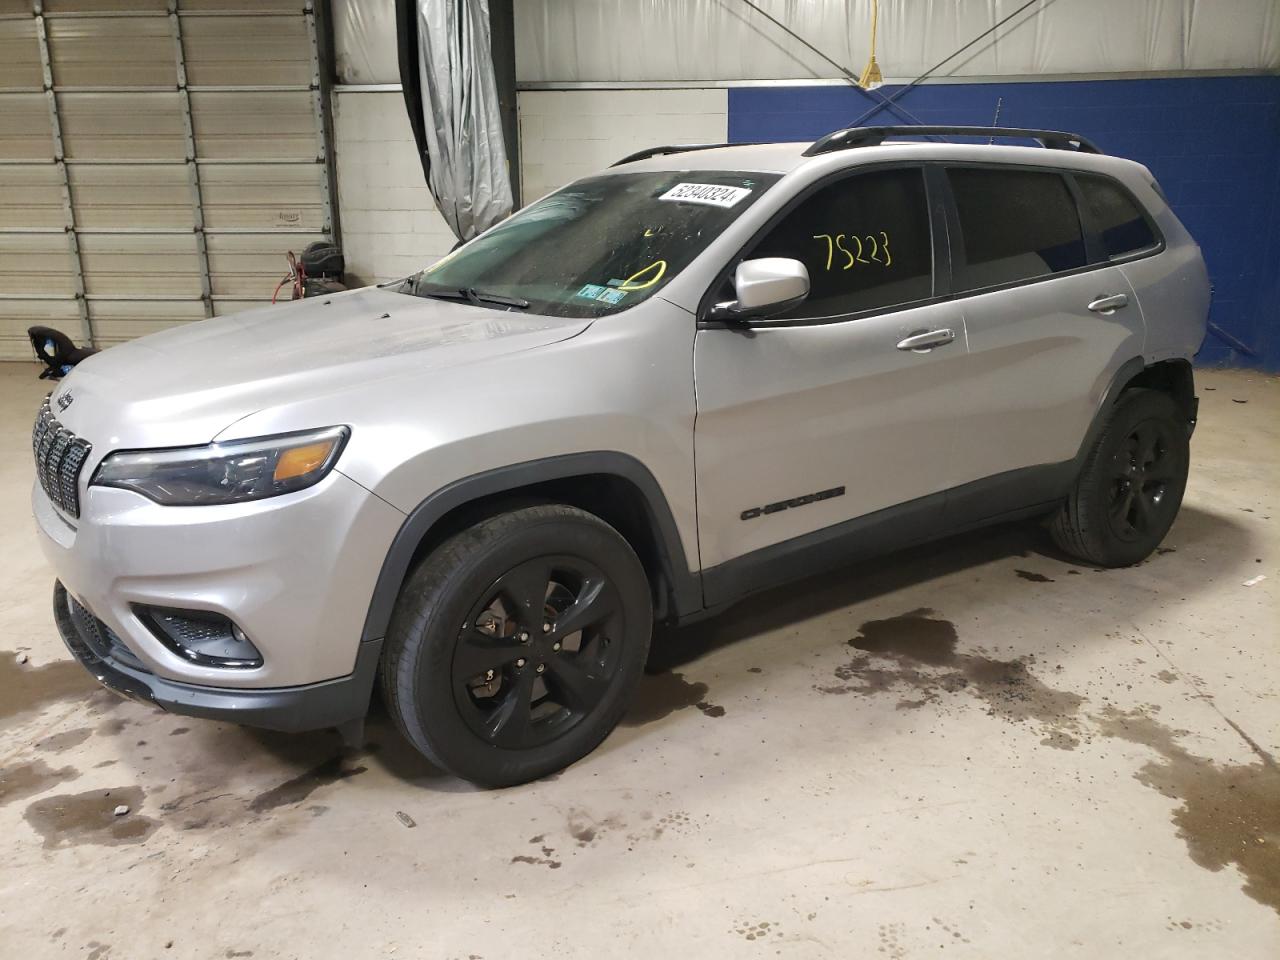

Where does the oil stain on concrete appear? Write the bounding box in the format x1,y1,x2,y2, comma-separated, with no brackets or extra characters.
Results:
820,608,1084,748
0,652,96,726
512,832,563,869
95,716,128,737
0,759,80,807
624,672,724,725
1015,569,1055,583
510,853,562,869
1097,707,1280,915
34,727,92,753
567,809,624,847
23,786,157,849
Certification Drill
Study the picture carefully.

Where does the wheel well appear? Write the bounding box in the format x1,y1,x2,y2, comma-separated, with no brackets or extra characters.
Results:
1117,359,1195,421
395,473,681,622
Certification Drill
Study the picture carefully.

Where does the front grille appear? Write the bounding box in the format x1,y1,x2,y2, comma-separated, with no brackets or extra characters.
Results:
32,396,91,518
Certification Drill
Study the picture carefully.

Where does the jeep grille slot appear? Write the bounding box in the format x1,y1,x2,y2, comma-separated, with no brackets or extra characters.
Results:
32,396,91,518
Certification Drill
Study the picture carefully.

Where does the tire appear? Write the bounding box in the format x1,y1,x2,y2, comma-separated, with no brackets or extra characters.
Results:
380,504,652,787
1050,388,1189,567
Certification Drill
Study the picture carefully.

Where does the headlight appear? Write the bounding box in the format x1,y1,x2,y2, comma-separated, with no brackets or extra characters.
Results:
92,426,349,506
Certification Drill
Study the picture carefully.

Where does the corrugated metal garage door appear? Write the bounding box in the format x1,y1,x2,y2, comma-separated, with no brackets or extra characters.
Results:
0,0,336,359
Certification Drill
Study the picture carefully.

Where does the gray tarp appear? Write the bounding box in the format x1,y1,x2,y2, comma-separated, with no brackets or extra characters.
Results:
411,0,514,241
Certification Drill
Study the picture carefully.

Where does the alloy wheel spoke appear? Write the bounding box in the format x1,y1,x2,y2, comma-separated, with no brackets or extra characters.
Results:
1144,463,1178,484
494,560,552,632
1113,446,1136,481
1132,491,1156,529
483,668,537,748
1110,489,1136,531
1136,427,1167,471
543,654,609,713
551,578,612,639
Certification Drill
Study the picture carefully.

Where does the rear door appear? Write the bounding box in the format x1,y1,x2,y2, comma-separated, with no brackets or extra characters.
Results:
940,165,1146,490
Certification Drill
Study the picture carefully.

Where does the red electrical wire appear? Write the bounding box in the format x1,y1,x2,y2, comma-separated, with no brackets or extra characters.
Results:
271,250,307,303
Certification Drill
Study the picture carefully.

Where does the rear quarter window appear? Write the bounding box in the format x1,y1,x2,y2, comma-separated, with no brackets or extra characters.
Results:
1075,173,1159,259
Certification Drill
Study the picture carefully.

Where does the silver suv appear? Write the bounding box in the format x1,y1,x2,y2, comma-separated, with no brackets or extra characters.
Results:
34,125,1209,786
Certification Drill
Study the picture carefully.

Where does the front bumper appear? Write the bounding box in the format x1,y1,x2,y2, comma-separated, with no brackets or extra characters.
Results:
33,468,403,689
54,581,381,732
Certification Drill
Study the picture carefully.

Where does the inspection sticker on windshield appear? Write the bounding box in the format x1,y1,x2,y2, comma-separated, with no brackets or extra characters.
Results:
659,182,752,208
575,283,628,305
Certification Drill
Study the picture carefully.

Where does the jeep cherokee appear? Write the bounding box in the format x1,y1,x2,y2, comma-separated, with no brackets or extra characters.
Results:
34,125,1209,786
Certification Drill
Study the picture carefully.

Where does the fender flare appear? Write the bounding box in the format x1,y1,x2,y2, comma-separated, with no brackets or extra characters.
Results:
1070,356,1148,470
359,452,702,643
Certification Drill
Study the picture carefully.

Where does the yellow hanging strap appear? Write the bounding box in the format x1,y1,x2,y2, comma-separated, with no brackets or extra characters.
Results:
859,0,883,90
618,260,667,291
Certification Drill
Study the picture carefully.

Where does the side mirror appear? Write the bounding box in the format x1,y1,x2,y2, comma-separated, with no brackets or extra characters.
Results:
710,257,810,322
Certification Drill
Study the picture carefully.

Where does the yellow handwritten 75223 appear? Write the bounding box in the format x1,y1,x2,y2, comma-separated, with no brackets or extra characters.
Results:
811,232,893,270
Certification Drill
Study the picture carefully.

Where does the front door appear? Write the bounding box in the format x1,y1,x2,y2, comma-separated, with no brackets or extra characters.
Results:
693,166,968,591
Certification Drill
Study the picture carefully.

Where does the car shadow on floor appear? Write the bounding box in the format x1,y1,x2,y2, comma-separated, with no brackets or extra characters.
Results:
234,503,1252,790
645,503,1254,673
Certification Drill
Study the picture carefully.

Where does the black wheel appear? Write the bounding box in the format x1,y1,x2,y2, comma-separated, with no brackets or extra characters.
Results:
381,504,652,787
1050,388,1189,566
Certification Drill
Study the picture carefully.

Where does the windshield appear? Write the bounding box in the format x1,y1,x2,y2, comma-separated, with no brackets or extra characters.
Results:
402,170,781,318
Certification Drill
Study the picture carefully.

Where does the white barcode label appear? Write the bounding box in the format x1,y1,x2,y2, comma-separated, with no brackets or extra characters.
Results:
658,183,752,208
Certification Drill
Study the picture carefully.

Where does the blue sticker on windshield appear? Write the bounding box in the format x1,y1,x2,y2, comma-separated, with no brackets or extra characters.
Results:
576,283,627,305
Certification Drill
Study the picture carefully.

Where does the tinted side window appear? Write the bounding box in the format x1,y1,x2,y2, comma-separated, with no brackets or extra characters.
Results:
748,168,933,319
1076,173,1157,258
948,168,1086,291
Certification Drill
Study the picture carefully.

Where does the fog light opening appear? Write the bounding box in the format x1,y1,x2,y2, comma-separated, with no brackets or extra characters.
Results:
136,606,263,669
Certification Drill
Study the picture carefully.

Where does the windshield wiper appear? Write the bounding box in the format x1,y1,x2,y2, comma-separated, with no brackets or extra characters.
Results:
414,281,528,310
461,287,529,309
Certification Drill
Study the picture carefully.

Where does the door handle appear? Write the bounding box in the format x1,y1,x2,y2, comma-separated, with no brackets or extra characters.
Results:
1087,293,1129,314
896,328,956,352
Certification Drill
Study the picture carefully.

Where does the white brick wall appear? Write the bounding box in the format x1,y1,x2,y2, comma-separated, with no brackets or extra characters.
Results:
518,89,728,202
331,87,728,284
332,90,456,286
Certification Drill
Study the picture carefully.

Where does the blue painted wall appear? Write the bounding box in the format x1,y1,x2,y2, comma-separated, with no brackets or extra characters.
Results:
728,76,1280,371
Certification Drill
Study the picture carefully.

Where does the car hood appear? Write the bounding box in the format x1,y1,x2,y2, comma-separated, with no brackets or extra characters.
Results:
52,287,593,449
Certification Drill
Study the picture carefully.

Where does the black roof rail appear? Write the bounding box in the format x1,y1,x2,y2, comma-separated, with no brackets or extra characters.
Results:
803,125,1102,157
611,143,751,166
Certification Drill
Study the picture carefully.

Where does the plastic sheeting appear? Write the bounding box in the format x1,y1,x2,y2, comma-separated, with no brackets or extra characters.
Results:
334,0,398,84
335,0,1279,85
401,0,514,241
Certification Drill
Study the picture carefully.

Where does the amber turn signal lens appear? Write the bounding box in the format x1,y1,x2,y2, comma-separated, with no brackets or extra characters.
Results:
273,440,336,482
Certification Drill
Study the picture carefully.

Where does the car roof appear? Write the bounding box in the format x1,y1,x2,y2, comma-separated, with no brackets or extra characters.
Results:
610,137,1139,180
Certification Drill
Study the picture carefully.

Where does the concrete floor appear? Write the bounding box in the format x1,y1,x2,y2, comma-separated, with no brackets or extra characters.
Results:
0,362,1276,959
